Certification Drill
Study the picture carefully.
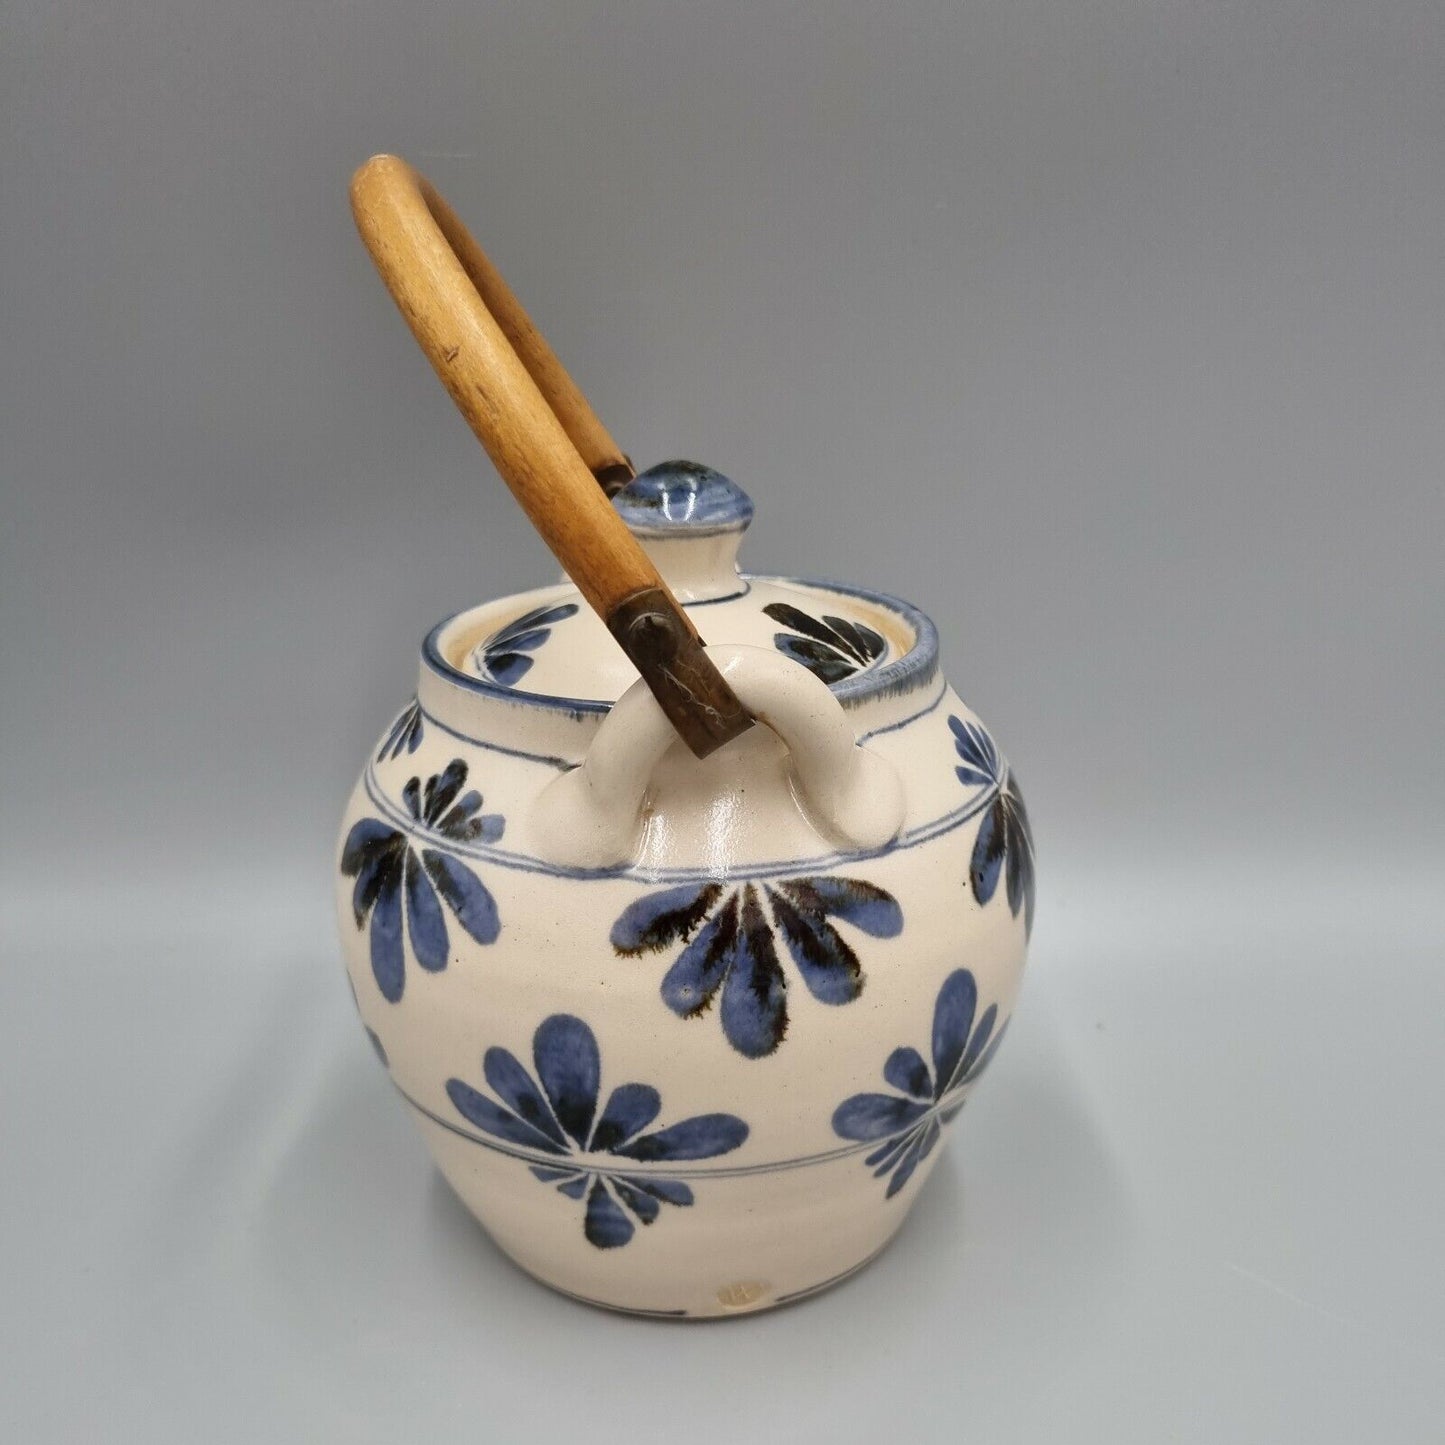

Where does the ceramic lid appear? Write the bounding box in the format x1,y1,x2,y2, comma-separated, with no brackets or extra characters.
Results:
449,460,938,711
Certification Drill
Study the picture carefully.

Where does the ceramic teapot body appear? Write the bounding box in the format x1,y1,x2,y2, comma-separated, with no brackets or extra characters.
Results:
335,467,1034,1317
339,159,1034,1315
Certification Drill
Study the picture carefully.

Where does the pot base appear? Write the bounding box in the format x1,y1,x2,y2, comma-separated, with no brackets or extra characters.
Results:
487,1220,898,1320
422,1111,918,1319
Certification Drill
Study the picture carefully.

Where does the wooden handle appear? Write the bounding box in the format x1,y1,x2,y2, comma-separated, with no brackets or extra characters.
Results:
392,169,634,495
349,154,751,758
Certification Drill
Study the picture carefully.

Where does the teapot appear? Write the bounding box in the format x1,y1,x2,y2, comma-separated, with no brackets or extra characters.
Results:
337,156,1035,1317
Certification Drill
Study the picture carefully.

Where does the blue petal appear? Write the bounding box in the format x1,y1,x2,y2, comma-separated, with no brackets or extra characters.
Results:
485,651,533,686
955,764,993,789
423,761,469,825
1020,851,1036,940
421,849,500,945
483,1046,568,1149
719,889,788,1058
932,969,978,1097
436,793,505,846
368,871,405,1002
878,1121,936,1202
867,1130,917,1175
954,1002,998,1089
341,817,400,876
824,615,886,666
437,790,483,833
556,1173,590,1200
1005,824,1025,917
530,1165,583,1184
610,882,722,955
377,702,424,761
1004,782,1036,935
774,634,854,684
619,1175,693,1208
949,716,999,780
378,710,407,761
584,1178,634,1249
445,1079,568,1154
916,1113,942,1164
348,841,400,930
768,889,863,1006
832,1092,931,1142
610,1178,661,1225
536,601,580,627
491,626,550,655
883,1046,933,1100
763,602,846,648
615,1113,748,1162
589,1083,662,1153
404,851,449,972
970,801,1006,906
777,877,903,938
531,601,580,629
659,900,737,1018
963,1016,1010,1087
490,602,578,646
534,1015,600,1148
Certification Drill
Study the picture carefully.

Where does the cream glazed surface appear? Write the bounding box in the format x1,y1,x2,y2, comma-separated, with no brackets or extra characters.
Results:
336,463,1035,1316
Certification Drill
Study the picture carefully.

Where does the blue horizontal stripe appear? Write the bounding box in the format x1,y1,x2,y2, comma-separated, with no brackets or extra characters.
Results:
399,1083,957,1179
362,764,997,883
413,701,575,770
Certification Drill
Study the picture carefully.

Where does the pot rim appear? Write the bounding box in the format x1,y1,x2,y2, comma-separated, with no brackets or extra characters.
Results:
421,574,941,717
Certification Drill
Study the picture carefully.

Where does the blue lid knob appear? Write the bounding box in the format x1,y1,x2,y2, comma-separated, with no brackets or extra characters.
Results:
612,461,754,537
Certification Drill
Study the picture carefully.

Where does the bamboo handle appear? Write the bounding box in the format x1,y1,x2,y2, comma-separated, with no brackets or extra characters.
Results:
406,175,635,495
348,155,751,758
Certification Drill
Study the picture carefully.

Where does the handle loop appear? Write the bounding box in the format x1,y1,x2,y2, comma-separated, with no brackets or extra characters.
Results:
349,155,752,758
530,645,906,869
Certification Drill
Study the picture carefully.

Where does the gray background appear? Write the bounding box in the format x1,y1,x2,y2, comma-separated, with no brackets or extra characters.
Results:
3,2,1443,1440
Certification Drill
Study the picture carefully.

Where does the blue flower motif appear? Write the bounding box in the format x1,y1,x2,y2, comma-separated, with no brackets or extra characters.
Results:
764,602,886,684
476,602,579,686
446,1014,749,1249
340,759,504,1003
833,969,1008,1198
376,699,424,761
611,877,903,1059
950,716,1036,939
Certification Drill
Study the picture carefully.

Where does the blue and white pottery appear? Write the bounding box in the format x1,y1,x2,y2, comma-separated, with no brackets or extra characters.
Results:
336,461,1034,1316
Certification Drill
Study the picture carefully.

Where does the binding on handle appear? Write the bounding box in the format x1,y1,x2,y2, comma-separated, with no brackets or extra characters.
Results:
349,154,752,759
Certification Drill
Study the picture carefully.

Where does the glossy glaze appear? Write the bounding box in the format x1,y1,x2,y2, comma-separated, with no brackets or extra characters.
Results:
336,465,1033,1315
